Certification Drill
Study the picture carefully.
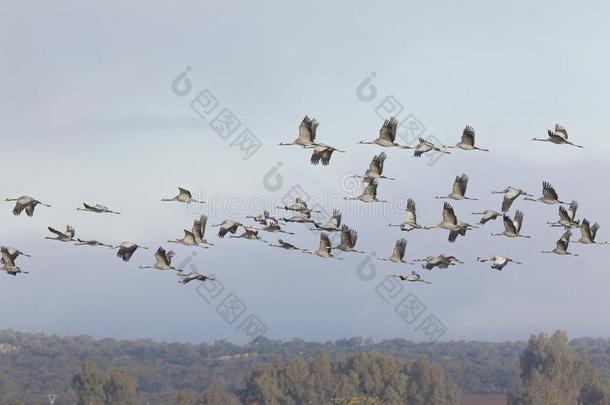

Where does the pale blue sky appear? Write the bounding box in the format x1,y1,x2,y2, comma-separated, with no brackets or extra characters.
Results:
1,0,610,344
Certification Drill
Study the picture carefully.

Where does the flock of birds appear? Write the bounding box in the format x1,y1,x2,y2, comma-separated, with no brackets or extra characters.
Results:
2,117,604,285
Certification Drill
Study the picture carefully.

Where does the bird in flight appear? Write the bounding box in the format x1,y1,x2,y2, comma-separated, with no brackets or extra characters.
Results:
308,144,346,166
344,177,387,203
542,230,578,256
476,255,521,271
443,125,489,152
75,239,113,248
168,230,210,248
393,271,431,284
76,203,120,214
281,211,316,224
178,272,215,285
491,186,533,212
161,188,205,204
572,219,606,245
413,138,450,158
377,238,410,264
547,201,580,229
416,254,463,270
425,202,477,243
312,233,341,259
532,124,583,148
212,220,242,238
139,247,182,271
5,196,51,217
1,246,28,276
312,209,342,232
279,115,319,147
191,215,214,246
277,197,320,214
269,239,310,254
352,152,395,181
435,174,478,201
359,117,412,148
388,199,425,231
472,209,502,225
230,226,267,243
111,242,148,262
524,182,566,205
45,226,76,242
492,211,530,238
334,225,364,254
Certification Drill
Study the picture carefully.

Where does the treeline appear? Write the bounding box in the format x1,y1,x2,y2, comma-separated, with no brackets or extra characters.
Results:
2,330,610,403
510,331,610,405
65,351,459,405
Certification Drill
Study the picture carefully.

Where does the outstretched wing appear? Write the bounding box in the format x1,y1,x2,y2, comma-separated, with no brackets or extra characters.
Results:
513,210,524,233
442,202,457,225
502,193,516,212
591,222,600,241
330,209,342,227
554,124,569,140
461,125,475,146
117,245,136,262
369,152,387,175
557,230,572,251
48,226,65,238
310,147,324,165
567,201,578,220
379,117,398,142
0,247,15,267
178,187,192,199
319,233,331,253
320,148,334,166
558,206,570,223
542,181,559,201
65,226,75,238
340,225,357,248
405,199,417,225
393,238,407,260
154,247,167,264
24,204,36,217
12,201,26,216
299,115,319,143
363,180,379,198
503,215,517,234
452,174,468,197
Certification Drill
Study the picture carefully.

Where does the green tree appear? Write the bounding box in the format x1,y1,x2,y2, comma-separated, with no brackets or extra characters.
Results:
240,363,286,405
71,361,105,405
307,351,335,403
407,355,460,405
201,382,239,405
103,369,139,405
174,389,200,405
511,330,610,405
